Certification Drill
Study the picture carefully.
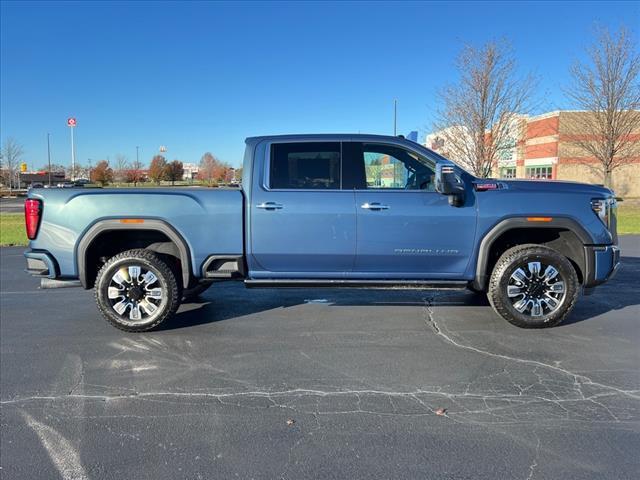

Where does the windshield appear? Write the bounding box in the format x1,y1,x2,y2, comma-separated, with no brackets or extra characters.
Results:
409,141,475,177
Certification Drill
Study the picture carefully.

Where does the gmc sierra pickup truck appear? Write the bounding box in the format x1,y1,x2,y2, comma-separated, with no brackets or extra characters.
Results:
24,134,620,332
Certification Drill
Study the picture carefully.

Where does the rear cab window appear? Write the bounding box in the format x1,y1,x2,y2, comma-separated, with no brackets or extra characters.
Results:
269,142,341,189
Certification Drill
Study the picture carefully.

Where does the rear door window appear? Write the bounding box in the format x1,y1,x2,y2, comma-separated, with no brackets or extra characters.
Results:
269,142,341,189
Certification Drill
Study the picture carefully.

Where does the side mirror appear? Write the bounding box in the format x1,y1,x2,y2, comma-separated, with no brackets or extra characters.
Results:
435,163,465,207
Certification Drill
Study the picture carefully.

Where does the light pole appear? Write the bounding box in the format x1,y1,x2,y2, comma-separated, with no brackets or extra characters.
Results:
47,133,52,186
134,146,141,186
70,126,75,179
67,117,77,181
393,99,397,136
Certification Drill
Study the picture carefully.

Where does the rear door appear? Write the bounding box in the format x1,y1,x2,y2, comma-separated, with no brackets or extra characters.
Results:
346,142,477,277
249,141,357,275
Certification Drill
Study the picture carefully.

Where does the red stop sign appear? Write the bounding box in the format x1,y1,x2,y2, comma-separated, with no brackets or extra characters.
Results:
67,117,77,127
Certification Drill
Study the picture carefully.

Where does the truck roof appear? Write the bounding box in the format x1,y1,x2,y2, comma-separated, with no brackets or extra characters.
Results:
244,133,453,165
246,133,418,144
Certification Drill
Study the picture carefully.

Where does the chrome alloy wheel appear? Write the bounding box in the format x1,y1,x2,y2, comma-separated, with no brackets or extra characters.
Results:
506,261,566,318
107,265,164,323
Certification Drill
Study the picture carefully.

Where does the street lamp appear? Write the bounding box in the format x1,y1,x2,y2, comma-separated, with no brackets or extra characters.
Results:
67,117,77,181
47,133,52,186
393,99,397,136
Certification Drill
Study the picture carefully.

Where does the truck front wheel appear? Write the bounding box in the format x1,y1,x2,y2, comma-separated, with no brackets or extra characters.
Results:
95,249,180,332
488,244,579,328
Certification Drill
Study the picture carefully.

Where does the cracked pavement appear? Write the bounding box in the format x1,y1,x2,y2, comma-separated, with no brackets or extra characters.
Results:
1,237,639,479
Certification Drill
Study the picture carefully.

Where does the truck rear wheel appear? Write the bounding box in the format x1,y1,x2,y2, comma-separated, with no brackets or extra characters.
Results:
95,249,180,332
488,244,579,328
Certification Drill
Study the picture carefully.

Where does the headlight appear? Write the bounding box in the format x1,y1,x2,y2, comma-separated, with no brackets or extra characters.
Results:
591,197,616,231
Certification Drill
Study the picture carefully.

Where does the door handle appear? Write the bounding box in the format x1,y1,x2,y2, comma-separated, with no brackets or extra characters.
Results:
361,202,389,210
256,202,283,210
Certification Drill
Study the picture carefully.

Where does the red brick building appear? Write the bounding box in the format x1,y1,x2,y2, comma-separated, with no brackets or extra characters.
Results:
427,110,640,196
520,111,640,196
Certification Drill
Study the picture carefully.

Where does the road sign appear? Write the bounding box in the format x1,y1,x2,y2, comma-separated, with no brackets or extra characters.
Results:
20,162,27,172
67,117,77,127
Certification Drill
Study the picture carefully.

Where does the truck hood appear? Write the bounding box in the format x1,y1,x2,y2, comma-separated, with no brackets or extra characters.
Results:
494,179,614,197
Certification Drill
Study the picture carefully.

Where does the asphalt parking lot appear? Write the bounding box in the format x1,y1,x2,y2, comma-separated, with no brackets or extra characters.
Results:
1,238,639,479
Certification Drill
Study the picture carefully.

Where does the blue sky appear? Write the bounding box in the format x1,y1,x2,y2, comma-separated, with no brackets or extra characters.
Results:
1,1,638,169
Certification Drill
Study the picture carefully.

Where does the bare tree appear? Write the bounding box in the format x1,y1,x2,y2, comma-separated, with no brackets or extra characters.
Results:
127,158,145,186
67,163,85,181
433,41,537,177
1,137,25,192
233,167,243,183
114,154,130,183
564,27,640,188
199,152,221,185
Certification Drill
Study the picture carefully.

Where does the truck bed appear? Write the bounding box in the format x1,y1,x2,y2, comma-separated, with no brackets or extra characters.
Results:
27,187,244,280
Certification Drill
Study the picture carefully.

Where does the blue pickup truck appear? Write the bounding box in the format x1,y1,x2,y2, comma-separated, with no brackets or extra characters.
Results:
24,134,620,332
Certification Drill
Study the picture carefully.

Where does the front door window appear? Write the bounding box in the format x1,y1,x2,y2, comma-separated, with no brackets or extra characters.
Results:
360,144,436,191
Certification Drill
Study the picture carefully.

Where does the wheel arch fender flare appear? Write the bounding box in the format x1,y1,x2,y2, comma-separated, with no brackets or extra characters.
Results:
473,216,593,291
76,218,193,289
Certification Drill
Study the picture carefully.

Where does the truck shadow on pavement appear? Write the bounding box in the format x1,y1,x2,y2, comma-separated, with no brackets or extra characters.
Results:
562,255,639,325
161,256,639,331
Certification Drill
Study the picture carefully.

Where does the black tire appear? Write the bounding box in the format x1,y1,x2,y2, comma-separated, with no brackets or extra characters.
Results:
95,249,180,332
182,282,213,302
488,244,579,328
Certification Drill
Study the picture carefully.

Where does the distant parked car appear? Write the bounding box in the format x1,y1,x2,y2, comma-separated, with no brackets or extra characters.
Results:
30,182,44,189
74,178,91,186
56,182,75,188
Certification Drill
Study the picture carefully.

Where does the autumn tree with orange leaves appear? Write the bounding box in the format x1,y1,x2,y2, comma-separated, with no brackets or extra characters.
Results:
198,152,230,185
90,160,114,186
148,155,167,184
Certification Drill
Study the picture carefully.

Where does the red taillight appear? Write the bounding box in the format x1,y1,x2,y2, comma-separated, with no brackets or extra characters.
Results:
25,199,42,240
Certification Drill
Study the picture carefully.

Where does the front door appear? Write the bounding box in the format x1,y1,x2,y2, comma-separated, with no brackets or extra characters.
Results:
347,142,477,277
250,141,356,275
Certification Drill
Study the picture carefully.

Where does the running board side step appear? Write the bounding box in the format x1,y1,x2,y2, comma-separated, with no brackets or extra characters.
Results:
40,278,82,289
244,279,468,290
